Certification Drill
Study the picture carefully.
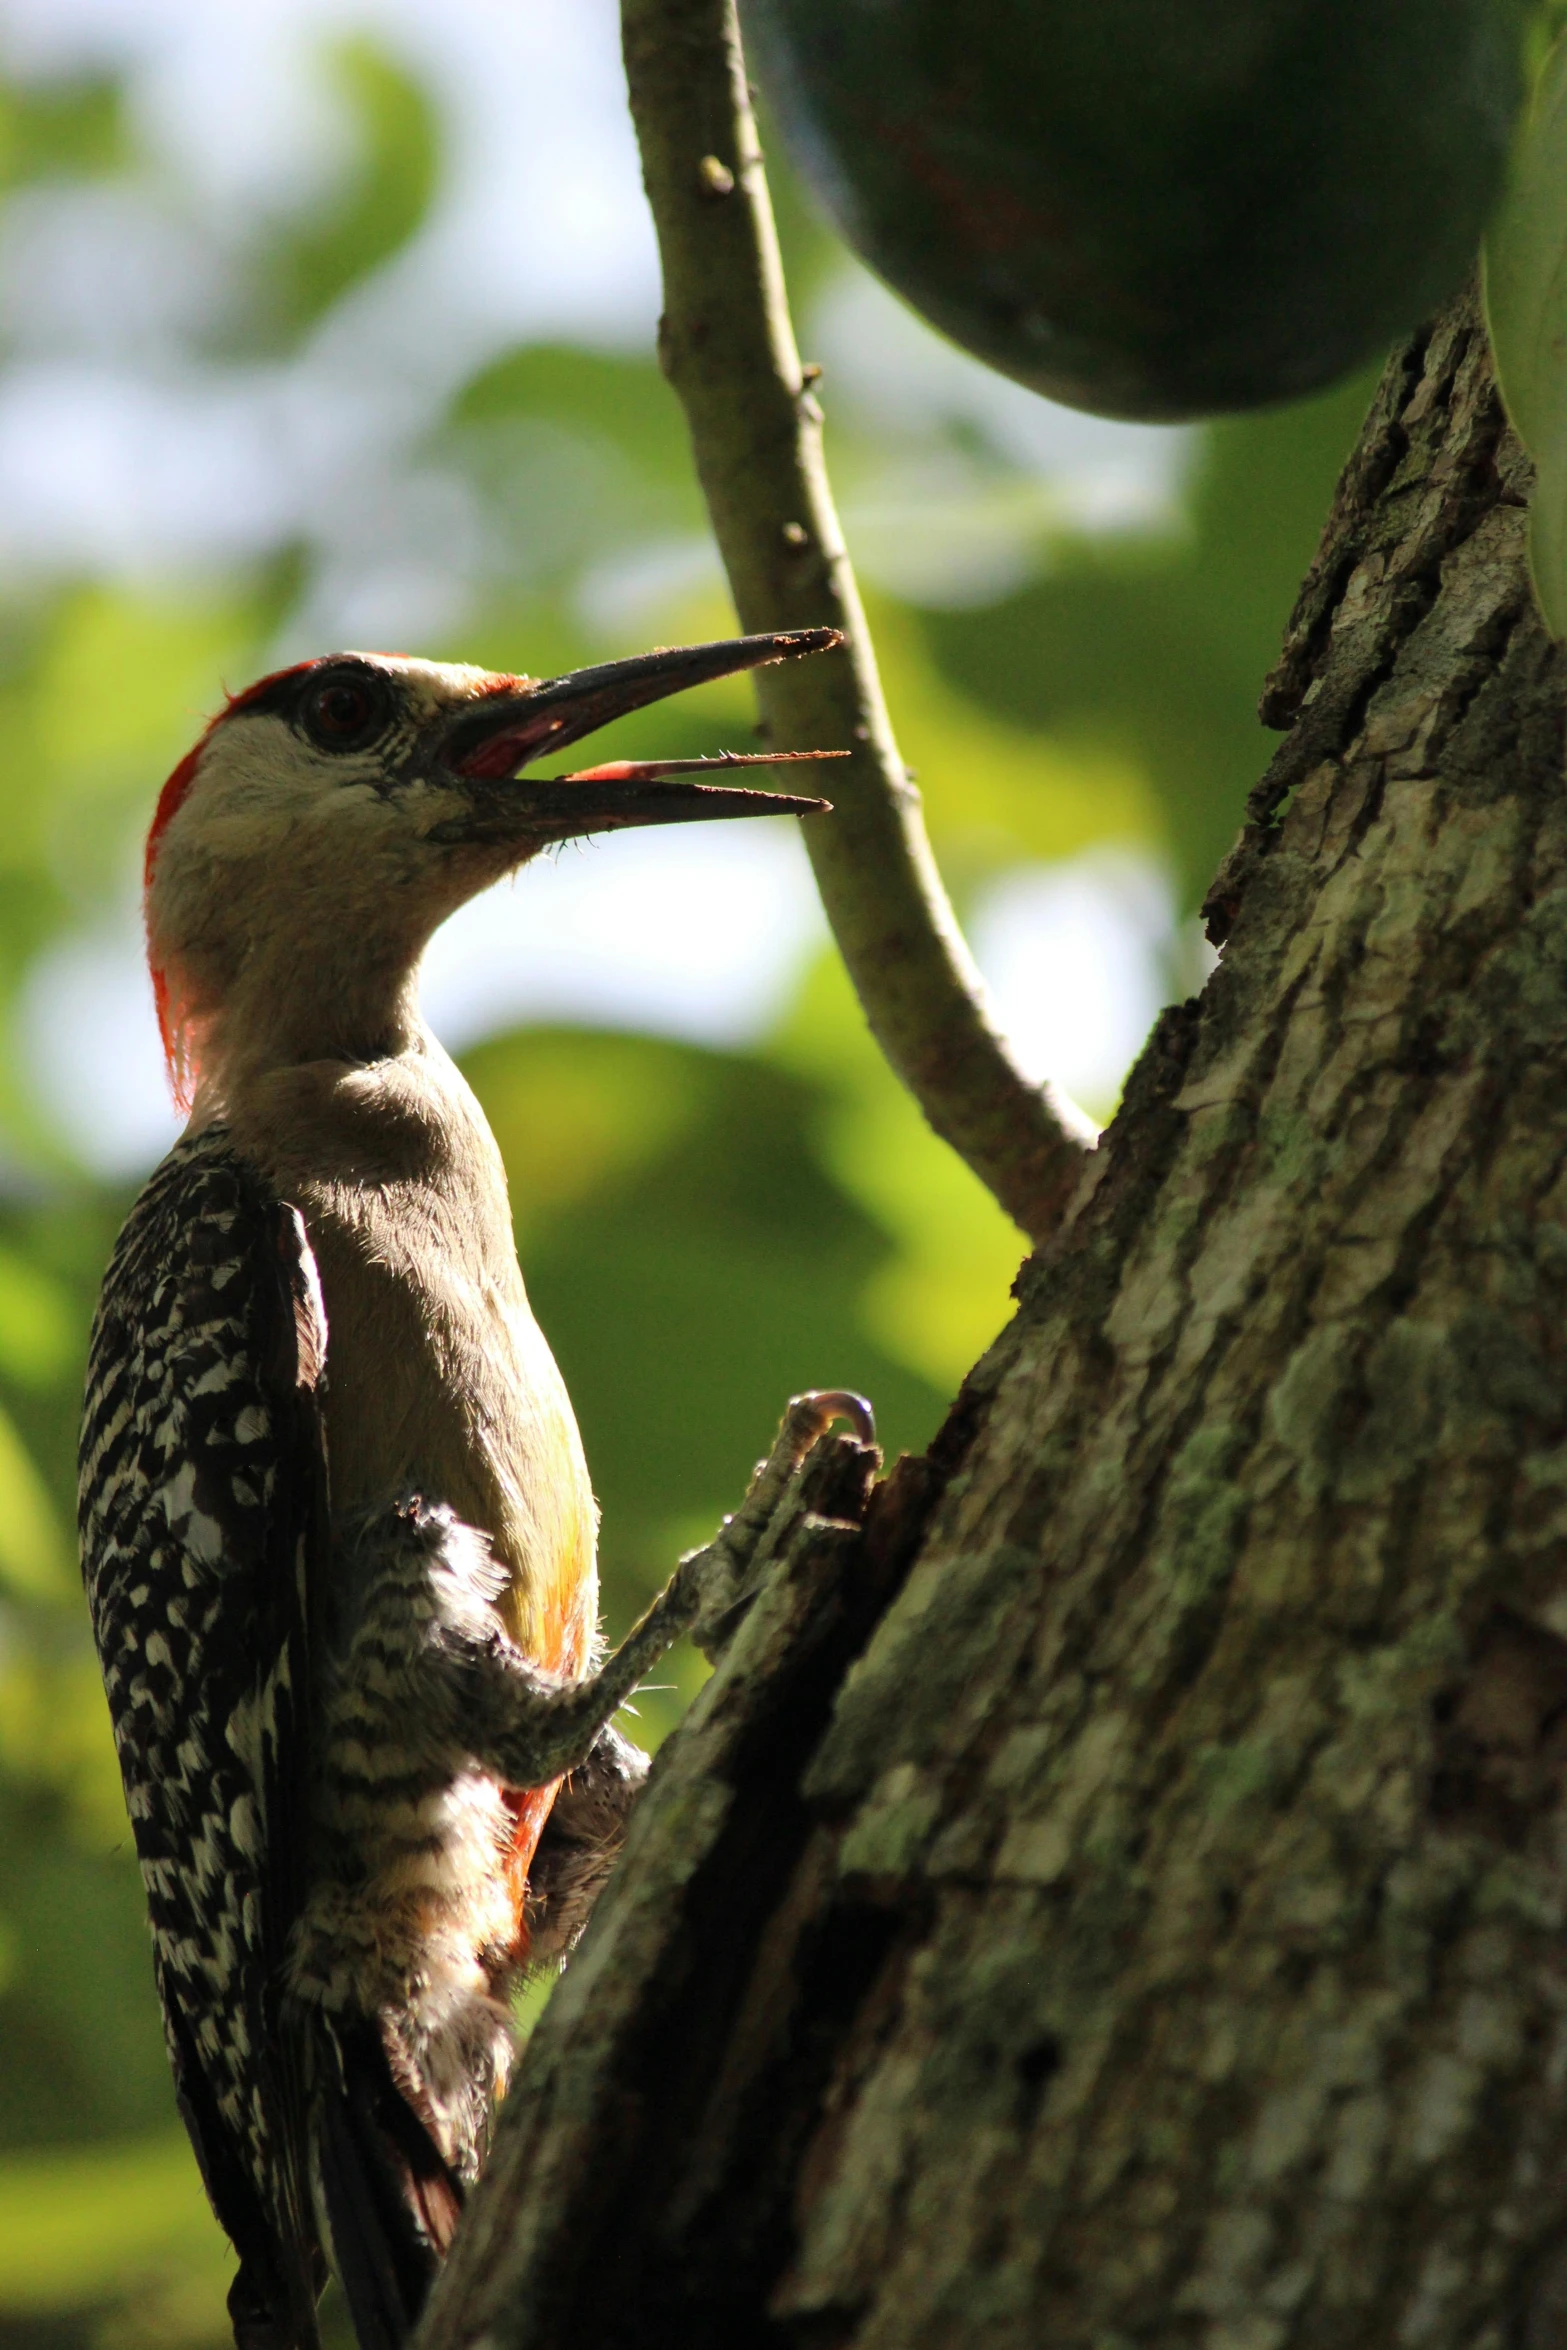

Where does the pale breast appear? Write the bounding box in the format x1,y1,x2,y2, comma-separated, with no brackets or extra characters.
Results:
225,1030,598,1667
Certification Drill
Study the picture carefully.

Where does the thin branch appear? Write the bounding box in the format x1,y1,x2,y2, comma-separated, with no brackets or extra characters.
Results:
620,0,1093,1243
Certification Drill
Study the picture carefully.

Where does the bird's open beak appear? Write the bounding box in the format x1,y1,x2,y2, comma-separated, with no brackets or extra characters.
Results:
439,627,845,840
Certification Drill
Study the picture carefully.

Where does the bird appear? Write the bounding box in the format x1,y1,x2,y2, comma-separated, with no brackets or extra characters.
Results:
76,628,873,2350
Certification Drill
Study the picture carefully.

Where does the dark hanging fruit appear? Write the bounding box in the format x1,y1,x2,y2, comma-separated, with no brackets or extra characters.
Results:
741,0,1526,420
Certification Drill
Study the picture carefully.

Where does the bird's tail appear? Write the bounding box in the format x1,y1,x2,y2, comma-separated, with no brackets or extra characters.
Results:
313,2014,464,2350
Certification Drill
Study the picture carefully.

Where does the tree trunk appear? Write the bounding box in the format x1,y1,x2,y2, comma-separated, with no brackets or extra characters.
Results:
418,294,1567,2350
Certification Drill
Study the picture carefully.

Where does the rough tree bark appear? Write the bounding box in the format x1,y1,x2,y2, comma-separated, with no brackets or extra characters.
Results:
418,297,1567,2350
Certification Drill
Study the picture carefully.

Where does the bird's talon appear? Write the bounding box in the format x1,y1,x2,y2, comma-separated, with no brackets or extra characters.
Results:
792,1388,876,1447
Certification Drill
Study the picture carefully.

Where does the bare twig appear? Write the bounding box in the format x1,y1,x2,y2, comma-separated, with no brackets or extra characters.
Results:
620,0,1093,1243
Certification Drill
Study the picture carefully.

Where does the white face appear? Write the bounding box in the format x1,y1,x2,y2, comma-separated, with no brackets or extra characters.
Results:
155,652,523,873
145,653,539,1086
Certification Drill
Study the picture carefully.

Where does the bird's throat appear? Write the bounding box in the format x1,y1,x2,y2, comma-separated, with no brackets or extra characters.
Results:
194,941,430,1115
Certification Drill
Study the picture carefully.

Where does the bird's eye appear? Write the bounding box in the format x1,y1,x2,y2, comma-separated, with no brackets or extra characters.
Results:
300,672,391,754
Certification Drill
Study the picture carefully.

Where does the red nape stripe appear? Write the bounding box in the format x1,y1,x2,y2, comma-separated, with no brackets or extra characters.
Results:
223,656,317,717
143,742,202,893
142,660,320,891
144,739,208,1112
142,659,320,1112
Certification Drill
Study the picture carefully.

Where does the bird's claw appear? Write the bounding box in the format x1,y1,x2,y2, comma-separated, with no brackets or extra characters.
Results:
685,1390,876,1662
790,1389,876,1448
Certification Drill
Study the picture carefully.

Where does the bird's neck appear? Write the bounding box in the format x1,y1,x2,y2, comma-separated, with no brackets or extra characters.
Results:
193,932,429,1116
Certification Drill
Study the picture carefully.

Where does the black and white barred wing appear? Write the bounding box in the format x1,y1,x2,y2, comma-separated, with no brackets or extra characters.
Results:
79,1123,329,2346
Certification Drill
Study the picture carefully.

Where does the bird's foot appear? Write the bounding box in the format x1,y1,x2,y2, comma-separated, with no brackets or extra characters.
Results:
323,1396,876,1805
680,1389,877,1663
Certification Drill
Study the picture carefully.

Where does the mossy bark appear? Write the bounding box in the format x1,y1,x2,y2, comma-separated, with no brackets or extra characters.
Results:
418,299,1567,2350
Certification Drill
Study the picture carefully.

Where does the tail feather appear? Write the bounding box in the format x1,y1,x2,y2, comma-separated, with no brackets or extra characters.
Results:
227,2261,319,2350
166,1997,324,2349
315,2017,464,2350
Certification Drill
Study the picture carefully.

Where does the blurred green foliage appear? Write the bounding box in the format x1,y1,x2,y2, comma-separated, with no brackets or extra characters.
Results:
258,40,440,343
0,75,125,190
925,375,1376,906
0,24,1363,2346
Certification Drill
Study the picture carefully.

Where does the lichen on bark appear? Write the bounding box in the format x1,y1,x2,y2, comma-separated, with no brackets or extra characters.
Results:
419,299,1567,2350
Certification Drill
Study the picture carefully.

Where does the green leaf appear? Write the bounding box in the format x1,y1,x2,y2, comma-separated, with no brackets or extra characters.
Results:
0,1403,71,1600
438,345,708,602
0,75,127,189
923,373,1370,908
450,345,694,489
1485,29,1567,637
0,1244,76,1393
261,38,440,338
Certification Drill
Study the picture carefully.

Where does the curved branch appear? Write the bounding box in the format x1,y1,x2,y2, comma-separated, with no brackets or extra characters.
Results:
620,0,1093,1243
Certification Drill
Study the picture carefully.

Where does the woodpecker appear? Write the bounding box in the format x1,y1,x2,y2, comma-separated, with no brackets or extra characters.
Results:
77,629,872,2350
